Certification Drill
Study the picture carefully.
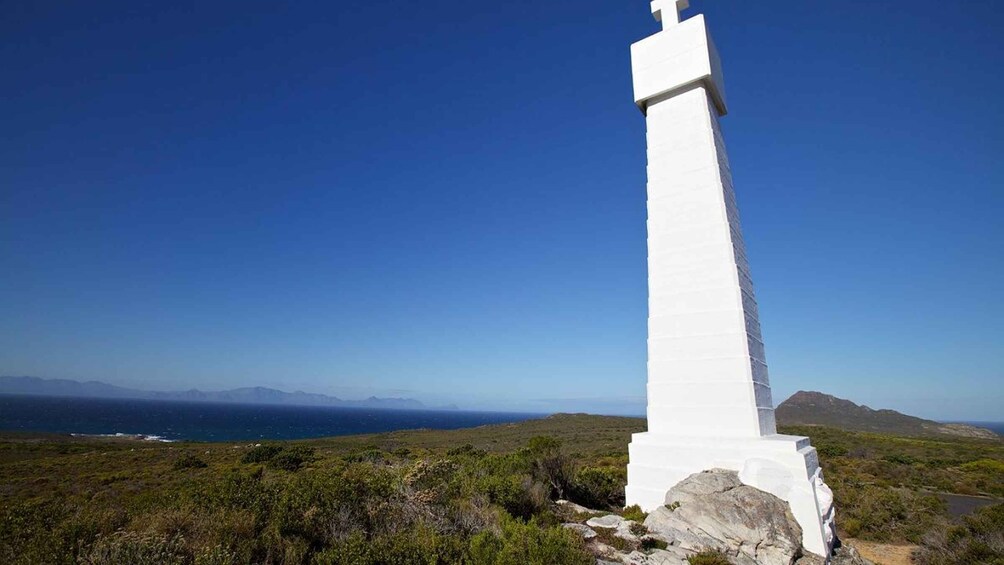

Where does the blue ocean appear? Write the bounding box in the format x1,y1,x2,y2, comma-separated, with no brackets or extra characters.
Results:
0,394,541,442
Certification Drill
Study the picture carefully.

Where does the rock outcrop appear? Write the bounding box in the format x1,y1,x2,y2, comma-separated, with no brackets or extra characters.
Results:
644,469,802,565
559,469,872,565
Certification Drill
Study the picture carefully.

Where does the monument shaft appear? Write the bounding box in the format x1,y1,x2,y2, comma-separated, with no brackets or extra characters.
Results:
625,4,836,558
645,82,775,439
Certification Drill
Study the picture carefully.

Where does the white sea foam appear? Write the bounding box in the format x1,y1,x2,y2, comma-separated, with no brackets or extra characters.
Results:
70,432,177,442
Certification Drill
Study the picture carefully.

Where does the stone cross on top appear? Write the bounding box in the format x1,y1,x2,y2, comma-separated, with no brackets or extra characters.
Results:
650,0,689,29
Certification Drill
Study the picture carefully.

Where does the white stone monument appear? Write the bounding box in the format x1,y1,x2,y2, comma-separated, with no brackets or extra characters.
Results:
624,0,836,558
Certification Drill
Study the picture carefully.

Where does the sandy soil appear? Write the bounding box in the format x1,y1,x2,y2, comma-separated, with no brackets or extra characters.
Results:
846,539,917,565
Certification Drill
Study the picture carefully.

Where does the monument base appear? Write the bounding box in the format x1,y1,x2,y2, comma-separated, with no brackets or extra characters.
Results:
626,432,835,558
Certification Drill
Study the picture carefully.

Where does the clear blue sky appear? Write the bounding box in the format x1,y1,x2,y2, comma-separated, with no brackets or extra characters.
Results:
2,0,1002,420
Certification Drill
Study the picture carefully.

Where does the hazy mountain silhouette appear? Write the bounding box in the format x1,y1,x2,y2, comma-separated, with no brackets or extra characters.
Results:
0,376,449,411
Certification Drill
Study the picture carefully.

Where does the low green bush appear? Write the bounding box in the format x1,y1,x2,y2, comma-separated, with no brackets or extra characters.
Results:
570,466,623,509
641,536,667,550
915,503,1004,565
688,549,732,565
174,454,208,470
621,504,647,522
342,449,384,463
267,446,315,471
77,532,188,565
835,485,945,542
468,516,593,565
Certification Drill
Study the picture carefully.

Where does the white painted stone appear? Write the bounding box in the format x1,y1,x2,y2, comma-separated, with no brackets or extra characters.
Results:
625,2,834,559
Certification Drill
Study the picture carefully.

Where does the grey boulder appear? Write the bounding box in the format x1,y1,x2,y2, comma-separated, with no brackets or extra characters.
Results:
587,514,626,529
644,469,804,565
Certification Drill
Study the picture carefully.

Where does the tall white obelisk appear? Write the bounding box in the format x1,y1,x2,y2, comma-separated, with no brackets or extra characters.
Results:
624,1,836,558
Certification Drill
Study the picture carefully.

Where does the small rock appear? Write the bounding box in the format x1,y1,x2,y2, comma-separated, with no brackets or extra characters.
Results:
563,523,598,540
592,542,620,560
587,514,625,529
614,520,641,541
557,499,595,514
832,543,874,565
647,546,693,565
619,551,649,565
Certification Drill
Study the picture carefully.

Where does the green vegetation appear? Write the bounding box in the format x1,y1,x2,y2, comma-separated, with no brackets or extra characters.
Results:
0,415,633,565
621,504,647,523
0,414,1001,563
914,502,1004,565
173,454,209,470
687,550,732,565
784,424,1004,543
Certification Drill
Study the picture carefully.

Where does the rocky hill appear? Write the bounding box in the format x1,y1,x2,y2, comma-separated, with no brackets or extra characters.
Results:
776,391,998,440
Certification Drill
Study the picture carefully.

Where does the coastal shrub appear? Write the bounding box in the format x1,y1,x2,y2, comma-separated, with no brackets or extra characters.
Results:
836,485,945,542
641,536,667,550
447,443,487,458
194,544,240,565
447,498,500,536
467,516,592,565
0,499,132,565
241,444,282,464
622,504,647,522
958,459,1004,496
570,466,623,509
687,549,732,565
816,443,849,457
312,523,466,565
312,531,371,564
174,454,208,470
915,503,1004,564
342,448,384,463
841,517,863,537
199,466,275,522
0,499,75,565
525,436,577,500
474,473,547,519
405,458,459,491
883,454,917,465
267,446,315,471
152,508,256,563
78,531,189,565
959,458,1004,474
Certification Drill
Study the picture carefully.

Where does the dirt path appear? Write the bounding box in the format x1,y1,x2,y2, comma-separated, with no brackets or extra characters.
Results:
846,539,917,565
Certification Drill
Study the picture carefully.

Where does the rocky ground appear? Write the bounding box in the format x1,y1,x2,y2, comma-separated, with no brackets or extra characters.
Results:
558,469,873,565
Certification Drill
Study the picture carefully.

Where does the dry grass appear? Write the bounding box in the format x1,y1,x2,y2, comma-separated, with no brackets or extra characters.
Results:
846,538,917,565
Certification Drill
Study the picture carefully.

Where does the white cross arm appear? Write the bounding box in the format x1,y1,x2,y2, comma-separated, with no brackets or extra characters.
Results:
651,0,690,29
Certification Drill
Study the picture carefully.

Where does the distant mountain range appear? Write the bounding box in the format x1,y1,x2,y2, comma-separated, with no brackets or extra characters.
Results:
0,376,455,411
776,390,999,440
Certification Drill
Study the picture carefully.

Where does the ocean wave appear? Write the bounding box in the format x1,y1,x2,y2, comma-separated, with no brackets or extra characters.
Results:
70,432,177,442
